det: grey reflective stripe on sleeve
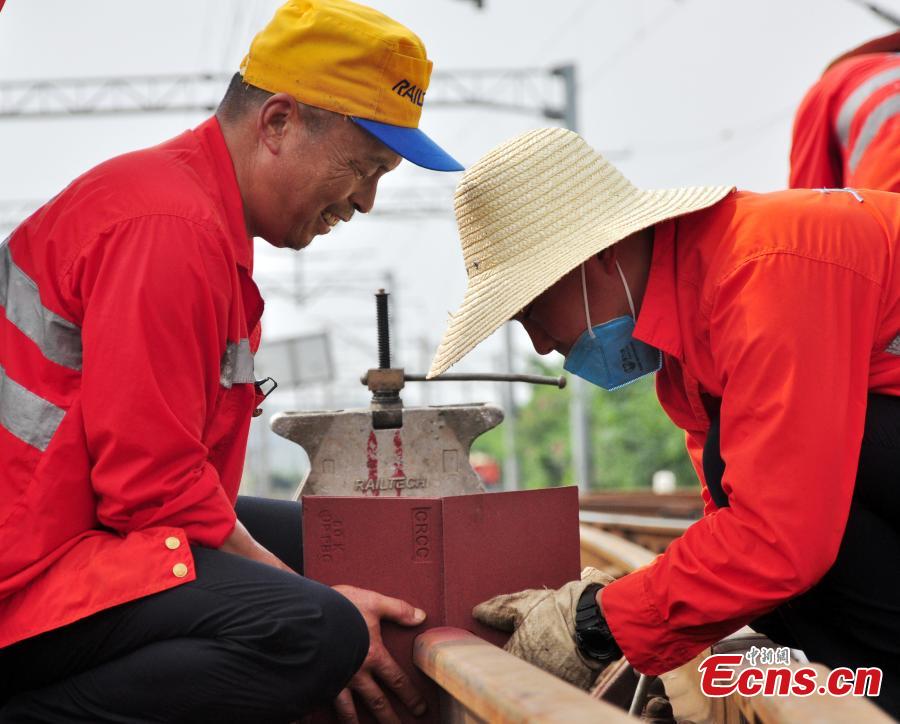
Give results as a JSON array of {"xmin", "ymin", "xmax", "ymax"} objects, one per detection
[
  {"xmin": 886, "ymin": 335, "xmax": 900, "ymax": 356},
  {"xmin": 219, "ymin": 339, "xmax": 254, "ymax": 388},
  {"xmin": 835, "ymin": 65, "xmax": 900, "ymax": 150},
  {"xmin": 0, "ymin": 363, "xmax": 66, "ymax": 451},
  {"xmin": 0, "ymin": 240, "xmax": 83, "ymax": 371},
  {"xmin": 846, "ymin": 93, "xmax": 900, "ymax": 173}
]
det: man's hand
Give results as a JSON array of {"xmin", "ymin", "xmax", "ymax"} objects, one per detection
[
  {"xmin": 331, "ymin": 585, "xmax": 428, "ymax": 724},
  {"xmin": 472, "ymin": 567, "xmax": 616, "ymax": 690},
  {"xmin": 218, "ymin": 519, "xmax": 295, "ymax": 573}
]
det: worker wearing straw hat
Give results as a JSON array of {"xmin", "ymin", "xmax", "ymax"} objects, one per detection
[{"xmin": 430, "ymin": 127, "xmax": 900, "ymax": 715}]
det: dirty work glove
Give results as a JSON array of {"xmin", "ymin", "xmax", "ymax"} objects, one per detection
[{"xmin": 472, "ymin": 567, "xmax": 616, "ymax": 690}]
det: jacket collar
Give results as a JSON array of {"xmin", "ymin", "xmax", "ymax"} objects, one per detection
[
  {"xmin": 195, "ymin": 116, "xmax": 254, "ymax": 272},
  {"xmin": 633, "ymin": 219, "xmax": 683, "ymax": 360}
]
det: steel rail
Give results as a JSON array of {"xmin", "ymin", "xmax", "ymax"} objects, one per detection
[
  {"xmin": 579, "ymin": 509, "xmax": 694, "ymax": 534},
  {"xmin": 579, "ymin": 524, "xmax": 656, "ymax": 573},
  {"xmin": 414, "ymin": 627, "xmax": 636, "ymax": 723}
]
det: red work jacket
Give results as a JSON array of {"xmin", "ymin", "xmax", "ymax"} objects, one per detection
[
  {"xmin": 790, "ymin": 53, "xmax": 900, "ymax": 191},
  {"xmin": 0, "ymin": 117, "xmax": 263, "ymax": 647},
  {"xmin": 602, "ymin": 188, "xmax": 900, "ymax": 675}
]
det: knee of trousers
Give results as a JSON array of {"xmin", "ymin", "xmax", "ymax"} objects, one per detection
[
  {"xmin": 263, "ymin": 583, "xmax": 369, "ymax": 704},
  {"xmin": 309, "ymin": 586, "xmax": 370, "ymax": 693}
]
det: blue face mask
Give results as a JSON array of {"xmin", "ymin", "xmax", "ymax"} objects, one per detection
[{"xmin": 563, "ymin": 260, "xmax": 662, "ymax": 391}]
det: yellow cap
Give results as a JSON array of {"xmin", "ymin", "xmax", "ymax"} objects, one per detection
[
  {"xmin": 240, "ymin": 0, "xmax": 462, "ymax": 171},
  {"xmin": 242, "ymin": 0, "xmax": 431, "ymax": 128}
]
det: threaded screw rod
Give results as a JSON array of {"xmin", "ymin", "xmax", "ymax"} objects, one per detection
[{"xmin": 376, "ymin": 289, "xmax": 391, "ymax": 369}]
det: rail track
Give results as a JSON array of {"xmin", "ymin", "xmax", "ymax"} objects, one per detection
[
  {"xmin": 579, "ymin": 490, "xmax": 701, "ymax": 553},
  {"xmin": 414, "ymin": 627, "xmax": 634, "ymax": 722},
  {"xmin": 407, "ymin": 492, "xmax": 892, "ymax": 723}
]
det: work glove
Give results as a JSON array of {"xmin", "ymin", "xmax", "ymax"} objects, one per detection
[{"xmin": 472, "ymin": 567, "xmax": 616, "ymax": 690}]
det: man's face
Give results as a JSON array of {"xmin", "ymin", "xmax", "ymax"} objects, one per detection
[
  {"xmin": 513, "ymin": 258, "xmax": 627, "ymax": 357},
  {"xmin": 251, "ymin": 99, "xmax": 402, "ymax": 250},
  {"xmin": 514, "ymin": 266, "xmax": 590, "ymax": 358}
]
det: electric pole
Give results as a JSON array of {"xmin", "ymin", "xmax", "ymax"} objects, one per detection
[{"xmin": 553, "ymin": 65, "xmax": 593, "ymax": 495}]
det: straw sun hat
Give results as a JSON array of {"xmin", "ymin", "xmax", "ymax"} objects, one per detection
[{"xmin": 427, "ymin": 127, "xmax": 733, "ymax": 378}]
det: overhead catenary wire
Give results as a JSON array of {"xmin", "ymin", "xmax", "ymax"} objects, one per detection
[
  {"xmin": 845, "ymin": 0, "xmax": 900, "ymax": 26},
  {"xmin": 582, "ymin": 1, "xmax": 685, "ymax": 91},
  {"xmin": 633, "ymin": 103, "xmax": 797, "ymax": 158},
  {"xmin": 436, "ymin": 0, "xmax": 598, "ymax": 153},
  {"xmin": 528, "ymin": 0, "xmax": 597, "ymax": 63}
]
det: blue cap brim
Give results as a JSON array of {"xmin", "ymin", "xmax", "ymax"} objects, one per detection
[{"xmin": 351, "ymin": 117, "xmax": 464, "ymax": 172}]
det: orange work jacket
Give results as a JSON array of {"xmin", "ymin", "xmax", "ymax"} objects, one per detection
[
  {"xmin": 0, "ymin": 117, "xmax": 263, "ymax": 647},
  {"xmin": 602, "ymin": 188, "xmax": 900, "ymax": 675},
  {"xmin": 790, "ymin": 53, "xmax": 900, "ymax": 192}
]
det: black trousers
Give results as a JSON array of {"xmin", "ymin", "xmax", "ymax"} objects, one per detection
[
  {"xmin": 0, "ymin": 497, "xmax": 368, "ymax": 723},
  {"xmin": 704, "ymin": 393, "xmax": 900, "ymax": 717}
]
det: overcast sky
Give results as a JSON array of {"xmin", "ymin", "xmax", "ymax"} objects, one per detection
[{"xmin": 1, "ymin": 0, "xmax": 897, "ymax": 484}]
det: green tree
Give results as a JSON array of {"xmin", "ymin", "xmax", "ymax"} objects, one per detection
[
  {"xmin": 472, "ymin": 360, "xmax": 697, "ymax": 491},
  {"xmin": 588, "ymin": 373, "xmax": 696, "ymax": 489}
]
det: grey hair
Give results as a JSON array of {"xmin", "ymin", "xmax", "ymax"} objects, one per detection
[{"xmin": 216, "ymin": 72, "xmax": 340, "ymax": 132}]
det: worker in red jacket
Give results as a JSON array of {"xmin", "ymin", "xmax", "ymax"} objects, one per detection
[
  {"xmin": 0, "ymin": 1, "xmax": 462, "ymax": 721},
  {"xmin": 429, "ymin": 128, "xmax": 900, "ymax": 716},
  {"xmin": 790, "ymin": 30, "xmax": 900, "ymax": 192}
]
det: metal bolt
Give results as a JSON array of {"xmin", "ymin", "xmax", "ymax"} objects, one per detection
[
  {"xmin": 376, "ymin": 288, "xmax": 391, "ymax": 369},
  {"xmin": 372, "ymin": 289, "xmax": 402, "ymax": 428}
]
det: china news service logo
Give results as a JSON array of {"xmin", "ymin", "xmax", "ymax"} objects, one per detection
[{"xmin": 699, "ymin": 646, "xmax": 882, "ymax": 698}]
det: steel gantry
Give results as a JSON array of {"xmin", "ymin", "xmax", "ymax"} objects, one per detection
[{"xmin": 0, "ymin": 67, "xmax": 574, "ymax": 121}]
